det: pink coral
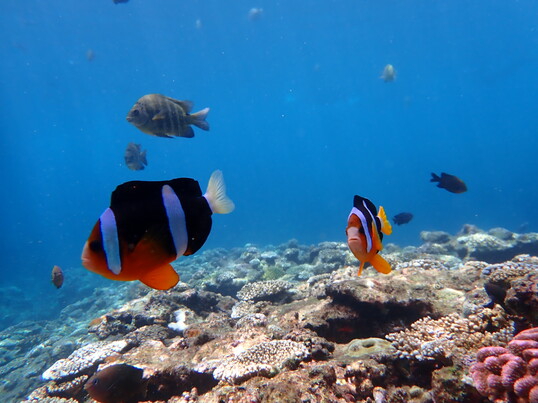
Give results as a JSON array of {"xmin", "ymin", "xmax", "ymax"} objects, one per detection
[{"xmin": 470, "ymin": 327, "xmax": 538, "ymax": 403}]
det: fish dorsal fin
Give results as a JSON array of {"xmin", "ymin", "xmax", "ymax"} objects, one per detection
[
  {"xmin": 377, "ymin": 206, "xmax": 393, "ymax": 235},
  {"xmin": 165, "ymin": 97, "xmax": 193, "ymax": 113},
  {"xmin": 370, "ymin": 254, "xmax": 392, "ymax": 274},
  {"xmin": 139, "ymin": 264, "xmax": 179, "ymax": 290}
]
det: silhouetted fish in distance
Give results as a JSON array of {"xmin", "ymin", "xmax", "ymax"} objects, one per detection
[
  {"xmin": 51, "ymin": 265, "xmax": 64, "ymax": 289},
  {"xmin": 431, "ymin": 172, "xmax": 467, "ymax": 194},
  {"xmin": 126, "ymin": 94, "xmax": 209, "ymax": 139},
  {"xmin": 124, "ymin": 143, "xmax": 147, "ymax": 171},
  {"xmin": 381, "ymin": 64, "xmax": 396, "ymax": 82},
  {"xmin": 393, "ymin": 212, "xmax": 413, "ymax": 226}
]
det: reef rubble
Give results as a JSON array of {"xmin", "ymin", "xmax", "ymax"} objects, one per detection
[{"xmin": 3, "ymin": 226, "xmax": 538, "ymax": 402}]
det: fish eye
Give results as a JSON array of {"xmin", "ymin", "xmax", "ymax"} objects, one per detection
[
  {"xmin": 132, "ymin": 109, "xmax": 140, "ymax": 116},
  {"xmin": 89, "ymin": 240, "xmax": 102, "ymax": 252}
]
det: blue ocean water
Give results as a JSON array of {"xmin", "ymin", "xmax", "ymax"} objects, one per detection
[{"xmin": 1, "ymin": 0, "xmax": 538, "ymax": 327}]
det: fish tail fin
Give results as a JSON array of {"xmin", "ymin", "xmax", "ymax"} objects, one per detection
[
  {"xmin": 189, "ymin": 107, "xmax": 210, "ymax": 131},
  {"xmin": 141, "ymin": 150, "xmax": 148, "ymax": 165},
  {"xmin": 357, "ymin": 261, "xmax": 365, "ymax": 276},
  {"xmin": 370, "ymin": 254, "xmax": 392, "ymax": 274},
  {"xmin": 377, "ymin": 206, "xmax": 393, "ymax": 235},
  {"xmin": 430, "ymin": 172, "xmax": 440, "ymax": 183},
  {"xmin": 204, "ymin": 170, "xmax": 235, "ymax": 214}
]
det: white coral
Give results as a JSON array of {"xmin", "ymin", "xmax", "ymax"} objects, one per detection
[
  {"xmin": 213, "ymin": 340, "xmax": 309, "ymax": 384},
  {"xmin": 42, "ymin": 340, "xmax": 129, "ymax": 381}
]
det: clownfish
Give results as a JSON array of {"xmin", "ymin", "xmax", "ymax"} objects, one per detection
[
  {"xmin": 346, "ymin": 195, "xmax": 392, "ymax": 276},
  {"xmin": 81, "ymin": 170, "xmax": 234, "ymax": 290}
]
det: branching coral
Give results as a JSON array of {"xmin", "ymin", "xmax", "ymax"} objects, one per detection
[
  {"xmin": 236, "ymin": 280, "xmax": 292, "ymax": 302},
  {"xmin": 386, "ymin": 307, "xmax": 513, "ymax": 362}
]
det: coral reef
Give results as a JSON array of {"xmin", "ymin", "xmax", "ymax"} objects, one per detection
[
  {"xmin": 470, "ymin": 327, "xmax": 538, "ymax": 403},
  {"xmin": 419, "ymin": 226, "xmax": 538, "ymax": 264},
  {"xmin": 4, "ymin": 226, "xmax": 536, "ymax": 402}
]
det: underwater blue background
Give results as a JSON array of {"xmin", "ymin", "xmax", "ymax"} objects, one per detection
[{"xmin": 1, "ymin": 0, "xmax": 538, "ymax": 327}]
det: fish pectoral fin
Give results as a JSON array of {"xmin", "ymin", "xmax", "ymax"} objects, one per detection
[
  {"xmin": 139, "ymin": 264, "xmax": 179, "ymax": 290},
  {"xmin": 378, "ymin": 206, "xmax": 393, "ymax": 235},
  {"xmin": 370, "ymin": 221, "xmax": 384, "ymax": 252},
  {"xmin": 370, "ymin": 254, "xmax": 391, "ymax": 274},
  {"xmin": 357, "ymin": 261, "xmax": 365, "ymax": 276},
  {"xmin": 152, "ymin": 113, "xmax": 166, "ymax": 121}
]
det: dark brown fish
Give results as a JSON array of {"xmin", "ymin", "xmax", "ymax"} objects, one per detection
[
  {"xmin": 51, "ymin": 265, "xmax": 64, "ymax": 289},
  {"xmin": 126, "ymin": 94, "xmax": 209, "ymax": 139},
  {"xmin": 393, "ymin": 212, "xmax": 413, "ymax": 225},
  {"xmin": 124, "ymin": 143, "xmax": 147, "ymax": 171},
  {"xmin": 85, "ymin": 364, "xmax": 146, "ymax": 403},
  {"xmin": 430, "ymin": 172, "xmax": 467, "ymax": 194}
]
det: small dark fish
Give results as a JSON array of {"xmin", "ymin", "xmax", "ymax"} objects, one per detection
[
  {"xmin": 393, "ymin": 212, "xmax": 413, "ymax": 226},
  {"xmin": 126, "ymin": 94, "xmax": 209, "ymax": 139},
  {"xmin": 85, "ymin": 364, "xmax": 146, "ymax": 403},
  {"xmin": 81, "ymin": 171, "xmax": 234, "ymax": 290},
  {"xmin": 113, "ymin": 0, "xmax": 129, "ymax": 4},
  {"xmin": 51, "ymin": 265, "xmax": 64, "ymax": 289},
  {"xmin": 124, "ymin": 143, "xmax": 147, "ymax": 171},
  {"xmin": 86, "ymin": 49, "xmax": 95, "ymax": 62},
  {"xmin": 430, "ymin": 172, "xmax": 467, "ymax": 194}
]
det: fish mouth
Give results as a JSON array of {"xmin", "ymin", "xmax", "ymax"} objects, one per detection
[{"xmin": 126, "ymin": 115, "xmax": 133, "ymax": 122}]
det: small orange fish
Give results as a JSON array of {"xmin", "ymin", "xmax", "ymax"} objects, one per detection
[
  {"xmin": 346, "ymin": 195, "xmax": 392, "ymax": 276},
  {"xmin": 51, "ymin": 265, "xmax": 64, "ymax": 288}
]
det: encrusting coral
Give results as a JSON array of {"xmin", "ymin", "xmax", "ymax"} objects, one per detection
[{"xmin": 470, "ymin": 327, "xmax": 538, "ymax": 403}]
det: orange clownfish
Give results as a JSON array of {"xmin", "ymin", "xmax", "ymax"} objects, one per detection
[
  {"xmin": 346, "ymin": 195, "xmax": 392, "ymax": 276},
  {"xmin": 81, "ymin": 170, "xmax": 234, "ymax": 290}
]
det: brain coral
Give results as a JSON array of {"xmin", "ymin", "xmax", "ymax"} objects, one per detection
[
  {"xmin": 213, "ymin": 340, "xmax": 310, "ymax": 384},
  {"xmin": 42, "ymin": 340, "xmax": 129, "ymax": 381},
  {"xmin": 470, "ymin": 327, "xmax": 538, "ymax": 403}
]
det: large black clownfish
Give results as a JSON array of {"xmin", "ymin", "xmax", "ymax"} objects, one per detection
[{"xmin": 81, "ymin": 170, "xmax": 234, "ymax": 290}]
